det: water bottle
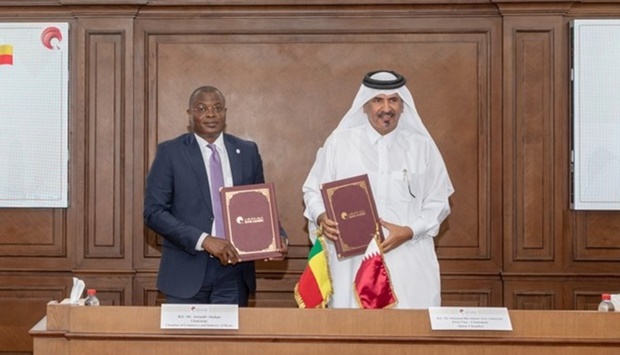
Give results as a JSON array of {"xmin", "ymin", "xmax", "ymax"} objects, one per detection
[
  {"xmin": 598, "ymin": 293, "xmax": 615, "ymax": 312},
  {"xmin": 84, "ymin": 288, "xmax": 100, "ymax": 306}
]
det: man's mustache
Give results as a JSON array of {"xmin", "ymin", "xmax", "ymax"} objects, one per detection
[{"xmin": 378, "ymin": 111, "xmax": 395, "ymax": 119}]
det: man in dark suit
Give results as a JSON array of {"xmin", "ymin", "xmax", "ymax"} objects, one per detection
[{"xmin": 144, "ymin": 86, "xmax": 286, "ymax": 306}]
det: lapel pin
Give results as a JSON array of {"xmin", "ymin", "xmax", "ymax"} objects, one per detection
[{"xmin": 236, "ymin": 149, "xmax": 240, "ymax": 154}]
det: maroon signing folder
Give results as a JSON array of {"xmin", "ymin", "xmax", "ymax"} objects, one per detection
[
  {"xmin": 220, "ymin": 182, "xmax": 282, "ymax": 261},
  {"xmin": 320, "ymin": 174, "xmax": 384, "ymax": 259}
]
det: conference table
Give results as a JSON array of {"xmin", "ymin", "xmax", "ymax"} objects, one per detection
[{"xmin": 30, "ymin": 301, "xmax": 620, "ymax": 354}]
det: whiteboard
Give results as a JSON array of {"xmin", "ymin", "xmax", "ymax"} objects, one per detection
[
  {"xmin": 571, "ymin": 19, "xmax": 620, "ymax": 210},
  {"xmin": 0, "ymin": 23, "xmax": 69, "ymax": 208}
]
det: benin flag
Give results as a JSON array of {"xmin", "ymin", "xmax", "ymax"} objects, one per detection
[
  {"xmin": 294, "ymin": 237, "xmax": 332, "ymax": 308},
  {"xmin": 0, "ymin": 44, "xmax": 13, "ymax": 65}
]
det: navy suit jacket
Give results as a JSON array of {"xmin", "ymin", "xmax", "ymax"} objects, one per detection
[{"xmin": 144, "ymin": 133, "xmax": 264, "ymax": 299}]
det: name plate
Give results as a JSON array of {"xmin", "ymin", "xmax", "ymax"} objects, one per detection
[
  {"xmin": 428, "ymin": 307, "xmax": 512, "ymax": 331},
  {"xmin": 160, "ymin": 304, "xmax": 239, "ymax": 329}
]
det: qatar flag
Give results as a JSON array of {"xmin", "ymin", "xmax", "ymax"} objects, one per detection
[{"xmin": 354, "ymin": 236, "xmax": 397, "ymax": 309}]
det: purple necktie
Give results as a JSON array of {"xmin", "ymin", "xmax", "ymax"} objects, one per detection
[{"xmin": 207, "ymin": 144, "xmax": 225, "ymax": 238}]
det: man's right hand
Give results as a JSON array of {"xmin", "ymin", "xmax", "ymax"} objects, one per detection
[
  {"xmin": 317, "ymin": 212, "xmax": 339, "ymax": 241},
  {"xmin": 202, "ymin": 236, "xmax": 241, "ymax": 266}
]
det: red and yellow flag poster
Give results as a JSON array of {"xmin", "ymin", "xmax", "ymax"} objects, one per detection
[
  {"xmin": 0, "ymin": 44, "xmax": 13, "ymax": 65},
  {"xmin": 294, "ymin": 237, "xmax": 332, "ymax": 308}
]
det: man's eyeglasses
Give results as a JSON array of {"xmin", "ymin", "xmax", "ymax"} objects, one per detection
[{"xmin": 192, "ymin": 105, "xmax": 225, "ymax": 114}]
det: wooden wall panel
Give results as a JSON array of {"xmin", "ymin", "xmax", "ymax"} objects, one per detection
[
  {"xmin": 505, "ymin": 277, "xmax": 620, "ymax": 310},
  {"xmin": 254, "ymin": 269, "xmax": 300, "ymax": 307},
  {"xmin": 513, "ymin": 29, "xmax": 554, "ymax": 261},
  {"xmin": 73, "ymin": 17, "xmax": 134, "ymax": 270},
  {"xmin": 502, "ymin": 14, "xmax": 567, "ymax": 274},
  {"xmin": 132, "ymin": 273, "xmax": 162, "ymax": 306},
  {"xmin": 0, "ymin": 274, "xmax": 71, "ymax": 353},
  {"xmin": 430, "ymin": 22, "xmax": 503, "ymax": 277},
  {"xmin": 441, "ymin": 277, "xmax": 503, "ymax": 307},
  {"xmin": 71, "ymin": 273, "xmax": 134, "ymax": 306},
  {"xmin": 0, "ymin": 210, "xmax": 66, "ymax": 259},
  {"xmin": 574, "ymin": 211, "xmax": 620, "ymax": 260},
  {"xmin": 85, "ymin": 34, "xmax": 125, "ymax": 259},
  {"xmin": 505, "ymin": 280, "xmax": 564, "ymax": 310},
  {"xmin": 132, "ymin": 16, "xmax": 504, "ymax": 285}
]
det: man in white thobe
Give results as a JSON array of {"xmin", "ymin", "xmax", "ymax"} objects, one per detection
[{"xmin": 302, "ymin": 70, "xmax": 454, "ymax": 309}]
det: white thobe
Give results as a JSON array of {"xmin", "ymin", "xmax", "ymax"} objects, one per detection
[{"xmin": 302, "ymin": 119, "xmax": 451, "ymax": 309}]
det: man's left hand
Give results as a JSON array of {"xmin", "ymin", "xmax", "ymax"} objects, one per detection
[
  {"xmin": 267, "ymin": 236, "xmax": 289, "ymax": 261},
  {"xmin": 379, "ymin": 219, "xmax": 414, "ymax": 253}
]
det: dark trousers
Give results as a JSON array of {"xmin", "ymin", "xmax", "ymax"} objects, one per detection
[{"xmin": 166, "ymin": 256, "xmax": 249, "ymax": 306}]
